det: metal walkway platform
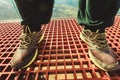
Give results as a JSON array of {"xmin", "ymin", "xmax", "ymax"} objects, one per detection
[{"xmin": 0, "ymin": 16, "xmax": 120, "ymax": 80}]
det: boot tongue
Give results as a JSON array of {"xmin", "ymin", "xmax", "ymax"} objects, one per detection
[
  {"xmin": 90, "ymin": 29, "xmax": 100, "ymax": 39},
  {"xmin": 23, "ymin": 26, "xmax": 32, "ymax": 34},
  {"xmin": 95, "ymin": 33, "xmax": 108, "ymax": 50}
]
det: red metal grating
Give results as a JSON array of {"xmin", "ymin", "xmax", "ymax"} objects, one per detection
[{"xmin": 0, "ymin": 16, "xmax": 120, "ymax": 80}]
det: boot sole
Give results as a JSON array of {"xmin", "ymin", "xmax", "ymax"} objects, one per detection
[
  {"xmin": 22, "ymin": 34, "xmax": 44, "ymax": 68},
  {"xmin": 22, "ymin": 49, "xmax": 38, "ymax": 68},
  {"xmin": 88, "ymin": 49, "xmax": 108, "ymax": 71},
  {"xmin": 80, "ymin": 33, "xmax": 114, "ymax": 71}
]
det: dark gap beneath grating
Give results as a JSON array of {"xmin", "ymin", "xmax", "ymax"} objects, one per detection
[
  {"xmin": 118, "ymin": 54, "xmax": 120, "ymax": 58},
  {"xmin": 28, "ymin": 73, "xmax": 37, "ymax": 80},
  {"xmin": 43, "ymin": 56, "xmax": 49, "ymax": 62},
  {"xmin": 8, "ymin": 38, "xmax": 12, "ymax": 41},
  {"xmin": 76, "ymin": 70, "xmax": 84, "ymax": 79},
  {"xmin": 45, "ymin": 46, "xmax": 50, "ymax": 50},
  {"xmin": 84, "ymin": 49, "xmax": 88, "ymax": 52},
  {"xmin": 2, "ymin": 53, "xmax": 8, "ymax": 57},
  {"xmin": 11, "ymin": 44, "xmax": 17, "ymax": 47},
  {"xmin": 64, "ymin": 50, "xmax": 70, "ymax": 54},
  {"xmin": 65, "ymin": 62, "xmax": 73, "ymax": 69},
  {"xmin": 0, "ymin": 59, "xmax": 3, "ymax": 63},
  {"xmin": 8, "ymin": 53, "xmax": 14, "ymax": 57},
  {"xmin": 38, "ymin": 72, "xmax": 46, "ymax": 80},
  {"xmin": 4, "ymin": 41, "xmax": 9, "ymax": 44},
  {"xmin": 4, "ymin": 66, "xmax": 12, "ymax": 72},
  {"xmin": 58, "ymin": 38, "xmax": 62, "ymax": 41},
  {"xmin": 52, "ymin": 38, "xmax": 56, "ymax": 42},
  {"xmin": 14, "ymin": 40, "xmax": 19, "ymax": 44},
  {"xmin": 44, "ymin": 51, "xmax": 50, "ymax": 54},
  {"xmin": 70, "ymin": 45, "xmax": 75, "ymax": 49},
  {"xmin": 8, "ymin": 74, "xmax": 18, "ymax": 80},
  {"xmin": 82, "ymin": 44, "xmax": 88, "ymax": 48},
  {"xmin": 64, "ymin": 45, "xmax": 69, "ymax": 49},
  {"xmin": 112, "ymin": 47, "xmax": 117, "ymax": 52},
  {"xmin": 28, "ymin": 72, "xmax": 45, "ymax": 80},
  {"xmin": 50, "ymin": 56, "xmax": 56, "ymax": 62},
  {"xmin": 94, "ymin": 70, "xmax": 103, "ymax": 78},
  {"xmin": 72, "ymin": 55, "xmax": 78, "ymax": 61},
  {"xmin": 48, "ymin": 72, "xmax": 56, "ymax": 80},
  {"xmin": 113, "ymin": 43, "xmax": 119, "ymax": 46},
  {"xmin": 53, "ymin": 36, "xmax": 57, "ymax": 38},
  {"xmin": 78, "ymin": 49, "xmax": 84, "ymax": 53},
  {"xmin": 58, "ymin": 42, "xmax": 62, "ymax": 45},
  {"xmin": 6, "ymin": 48, "xmax": 13, "ymax": 52},
  {"xmin": 0, "ymin": 74, "xmax": 8, "ymax": 80},
  {"xmin": 0, "ymin": 66, "xmax": 5, "ymax": 72},
  {"xmin": 0, "ymin": 39, "xmax": 3, "ymax": 42},
  {"xmin": 58, "ymin": 50, "xmax": 64, "ymax": 54},
  {"xmin": 109, "ymin": 39, "xmax": 114, "ymax": 42},
  {"xmin": 65, "ymin": 55, "xmax": 72, "ymax": 61},
  {"xmin": 57, "ymin": 62, "xmax": 65, "ymax": 69},
  {"xmin": 49, "ymin": 63, "xmax": 56, "ymax": 70},
  {"xmin": 63, "ymin": 37, "xmax": 67, "ymax": 41},
  {"xmin": 85, "ymin": 70, "xmax": 93, "ymax": 78},
  {"xmin": 64, "ymin": 41, "xmax": 69, "ymax": 45},
  {"xmin": 47, "ymin": 39, "xmax": 51, "ymax": 42},
  {"xmin": 50, "ymin": 50, "xmax": 56, "ymax": 54},
  {"xmin": 5, "ymin": 45, "xmax": 11, "ymax": 48},
  {"xmin": 74, "ymin": 61, "xmax": 81, "ymax": 69},
  {"xmin": 9, "ymin": 41, "xmax": 15, "ymax": 44},
  {"xmin": 57, "ymin": 55, "xmax": 64, "ymax": 60},
  {"xmin": 58, "ymin": 46, "xmax": 63, "ymax": 49},
  {"xmin": 71, "ymin": 49, "xmax": 77, "ymax": 53},
  {"xmin": 74, "ymin": 37, "xmax": 78, "ymax": 41},
  {"xmin": 76, "ymin": 45, "xmax": 81, "ymax": 48},
  {"xmin": 116, "ymin": 35, "xmax": 120, "ymax": 38},
  {"xmin": 68, "ymin": 37, "xmax": 72, "ymax": 41},
  {"xmin": 41, "ymin": 63, "xmax": 47, "ymax": 70},
  {"xmin": 66, "ymin": 70, "xmax": 75, "ymax": 79},
  {"xmin": 69, "ymin": 41, "xmax": 74, "ymax": 45},
  {"xmin": 1, "ymin": 49, "xmax": 7, "ymax": 52},
  {"xmin": 57, "ymin": 58, "xmax": 64, "ymax": 62},
  {"xmin": 51, "ymin": 46, "xmax": 56, "ymax": 50},
  {"xmin": 82, "ymin": 61, "xmax": 89, "ymax": 68},
  {"xmin": 0, "ymin": 45, "xmax": 4, "ymax": 48},
  {"xmin": 52, "ymin": 42, "xmax": 56, "ymax": 45},
  {"xmin": 115, "ymin": 39, "xmax": 119, "ymax": 42},
  {"xmin": 39, "ymin": 46, "xmax": 45, "ymax": 50},
  {"xmin": 17, "ymin": 73, "xmax": 27, "ymax": 80},
  {"xmin": 80, "ymin": 55, "xmax": 86, "ymax": 60},
  {"xmin": 46, "ymin": 42, "xmax": 51, "ymax": 46},
  {"xmin": 0, "ymin": 38, "xmax": 2, "ymax": 40},
  {"xmin": 48, "ymin": 36, "xmax": 52, "ymax": 39},
  {"xmin": 3, "ymin": 59, "xmax": 11, "ymax": 64},
  {"xmin": 13, "ymin": 68, "xmax": 20, "ymax": 71},
  {"xmin": 111, "ymin": 36, "xmax": 115, "ymax": 38},
  {"xmin": 80, "ymin": 41, "xmax": 86, "ymax": 44}
]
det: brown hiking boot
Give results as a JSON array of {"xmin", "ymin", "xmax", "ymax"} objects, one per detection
[
  {"xmin": 80, "ymin": 29, "xmax": 119, "ymax": 71},
  {"xmin": 11, "ymin": 26, "xmax": 44, "ymax": 69}
]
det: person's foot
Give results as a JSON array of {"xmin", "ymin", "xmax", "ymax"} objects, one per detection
[
  {"xmin": 80, "ymin": 29, "xmax": 119, "ymax": 71},
  {"xmin": 11, "ymin": 26, "xmax": 44, "ymax": 69}
]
